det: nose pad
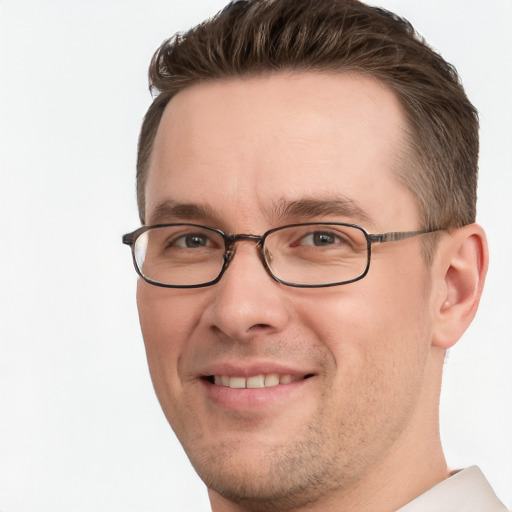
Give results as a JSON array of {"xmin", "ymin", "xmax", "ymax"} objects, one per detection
[
  {"xmin": 220, "ymin": 245, "xmax": 245, "ymax": 280},
  {"xmin": 262, "ymin": 245, "xmax": 273, "ymax": 264},
  {"xmin": 223, "ymin": 246, "xmax": 236, "ymax": 268}
]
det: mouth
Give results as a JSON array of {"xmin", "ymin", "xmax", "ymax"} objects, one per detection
[
  {"xmin": 205, "ymin": 373, "xmax": 314, "ymax": 389},
  {"xmin": 199, "ymin": 366, "xmax": 316, "ymax": 411}
]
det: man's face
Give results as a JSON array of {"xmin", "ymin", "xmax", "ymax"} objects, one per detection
[{"xmin": 138, "ymin": 73, "xmax": 435, "ymax": 509}]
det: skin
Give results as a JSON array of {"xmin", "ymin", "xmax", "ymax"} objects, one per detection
[{"xmin": 137, "ymin": 72, "xmax": 487, "ymax": 511}]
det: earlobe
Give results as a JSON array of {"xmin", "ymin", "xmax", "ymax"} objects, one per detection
[{"xmin": 431, "ymin": 224, "xmax": 488, "ymax": 350}]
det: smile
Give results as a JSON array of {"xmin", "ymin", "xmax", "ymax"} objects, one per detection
[{"xmin": 208, "ymin": 374, "xmax": 311, "ymax": 389}]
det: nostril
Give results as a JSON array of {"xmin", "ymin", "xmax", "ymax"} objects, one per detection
[{"xmin": 246, "ymin": 323, "xmax": 276, "ymax": 335}]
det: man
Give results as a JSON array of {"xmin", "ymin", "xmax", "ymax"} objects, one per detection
[{"xmin": 123, "ymin": 0, "xmax": 509, "ymax": 510}]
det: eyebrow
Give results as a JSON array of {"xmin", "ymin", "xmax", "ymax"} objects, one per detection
[
  {"xmin": 147, "ymin": 196, "xmax": 372, "ymax": 228},
  {"xmin": 148, "ymin": 200, "xmax": 217, "ymax": 225},
  {"xmin": 269, "ymin": 197, "xmax": 372, "ymax": 225}
]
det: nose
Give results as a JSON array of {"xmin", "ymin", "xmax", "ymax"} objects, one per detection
[{"xmin": 203, "ymin": 241, "xmax": 291, "ymax": 341}]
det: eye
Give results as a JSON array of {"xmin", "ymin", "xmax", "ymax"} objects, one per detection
[
  {"xmin": 296, "ymin": 231, "xmax": 347, "ymax": 247},
  {"xmin": 172, "ymin": 233, "xmax": 213, "ymax": 248}
]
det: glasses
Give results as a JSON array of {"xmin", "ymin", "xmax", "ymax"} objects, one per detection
[{"xmin": 122, "ymin": 222, "xmax": 437, "ymax": 288}]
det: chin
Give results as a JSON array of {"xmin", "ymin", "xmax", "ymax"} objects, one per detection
[{"xmin": 184, "ymin": 432, "xmax": 346, "ymax": 512}]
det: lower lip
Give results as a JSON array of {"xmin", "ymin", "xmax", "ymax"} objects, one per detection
[{"xmin": 201, "ymin": 378, "xmax": 311, "ymax": 411}]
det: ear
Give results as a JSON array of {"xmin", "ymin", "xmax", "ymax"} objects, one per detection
[{"xmin": 430, "ymin": 223, "xmax": 488, "ymax": 349}]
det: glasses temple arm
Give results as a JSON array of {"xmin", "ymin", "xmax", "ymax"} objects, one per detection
[{"xmin": 368, "ymin": 229, "xmax": 437, "ymax": 244}]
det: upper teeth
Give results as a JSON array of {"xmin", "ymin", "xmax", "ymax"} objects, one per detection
[{"xmin": 213, "ymin": 374, "xmax": 295, "ymax": 389}]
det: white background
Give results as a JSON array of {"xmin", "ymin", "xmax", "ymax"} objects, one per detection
[{"xmin": 0, "ymin": 1, "xmax": 511, "ymax": 510}]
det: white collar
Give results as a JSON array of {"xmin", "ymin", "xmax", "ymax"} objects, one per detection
[{"xmin": 396, "ymin": 466, "xmax": 508, "ymax": 511}]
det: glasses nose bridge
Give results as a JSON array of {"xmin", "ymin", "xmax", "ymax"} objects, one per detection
[
  {"xmin": 223, "ymin": 232, "xmax": 266, "ymax": 267},
  {"xmin": 229, "ymin": 233, "xmax": 263, "ymax": 244},
  {"xmin": 225, "ymin": 232, "xmax": 264, "ymax": 253}
]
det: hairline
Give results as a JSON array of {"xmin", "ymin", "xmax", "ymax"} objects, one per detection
[{"xmin": 138, "ymin": 68, "xmax": 429, "ymax": 223}]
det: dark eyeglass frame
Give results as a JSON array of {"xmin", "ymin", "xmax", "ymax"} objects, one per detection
[{"xmin": 122, "ymin": 222, "xmax": 440, "ymax": 289}]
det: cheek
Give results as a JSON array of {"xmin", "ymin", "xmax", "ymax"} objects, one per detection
[
  {"xmin": 136, "ymin": 283, "xmax": 203, "ymax": 390},
  {"xmin": 294, "ymin": 258, "xmax": 432, "ymax": 381}
]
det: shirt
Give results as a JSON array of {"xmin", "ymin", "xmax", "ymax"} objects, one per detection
[{"xmin": 397, "ymin": 466, "xmax": 509, "ymax": 512}]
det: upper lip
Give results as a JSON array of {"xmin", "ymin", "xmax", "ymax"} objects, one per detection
[{"xmin": 197, "ymin": 360, "xmax": 315, "ymax": 379}]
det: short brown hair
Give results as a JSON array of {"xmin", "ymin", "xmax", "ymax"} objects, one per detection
[{"xmin": 136, "ymin": 0, "xmax": 479, "ymax": 240}]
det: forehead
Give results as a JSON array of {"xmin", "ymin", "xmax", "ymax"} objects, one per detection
[{"xmin": 146, "ymin": 72, "xmax": 418, "ymax": 231}]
